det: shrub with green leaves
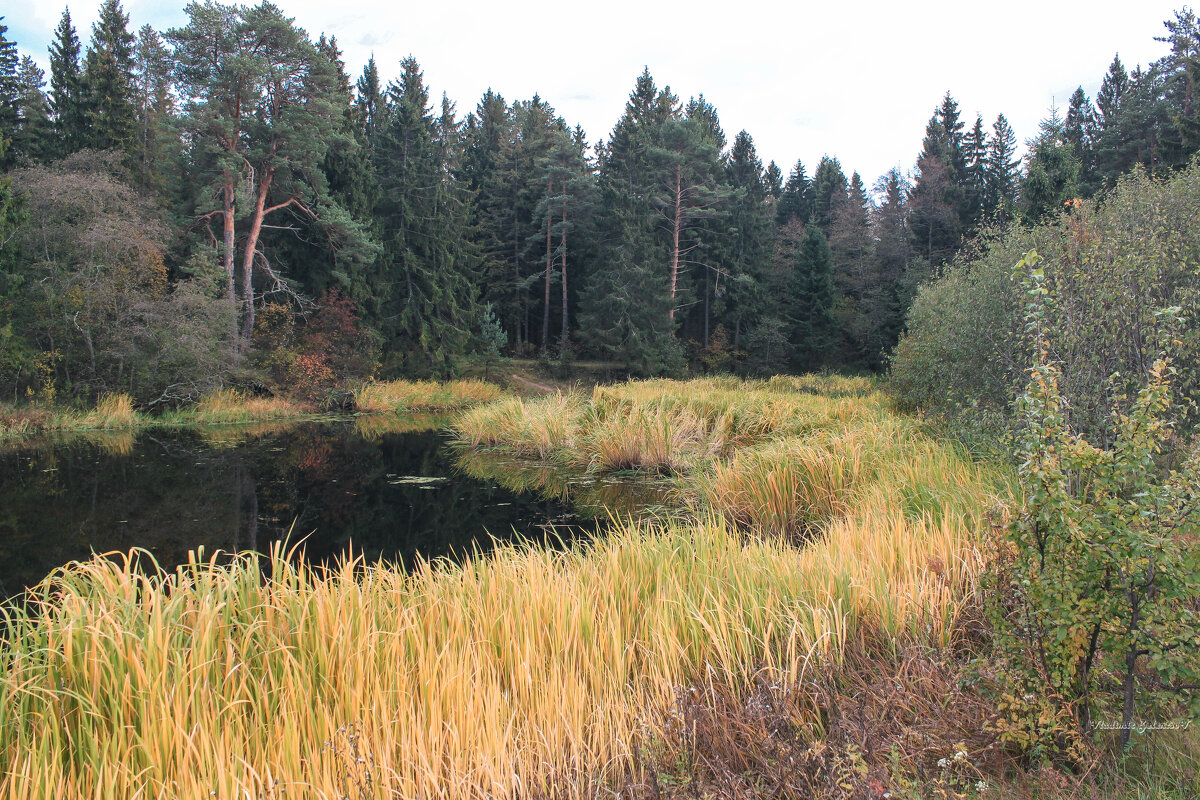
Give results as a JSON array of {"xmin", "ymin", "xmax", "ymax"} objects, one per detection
[
  {"xmin": 991, "ymin": 251, "xmax": 1200, "ymax": 762},
  {"xmin": 891, "ymin": 162, "xmax": 1200, "ymax": 448}
]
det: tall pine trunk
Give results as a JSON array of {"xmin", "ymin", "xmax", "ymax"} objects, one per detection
[{"xmin": 238, "ymin": 166, "xmax": 276, "ymax": 348}]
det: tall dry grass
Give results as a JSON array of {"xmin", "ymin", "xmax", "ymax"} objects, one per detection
[
  {"xmin": 354, "ymin": 378, "xmax": 502, "ymax": 413},
  {"xmin": 0, "ymin": 375, "xmax": 1007, "ymax": 798},
  {"xmin": 1, "ymin": 494, "xmax": 990, "ymax": 798}
]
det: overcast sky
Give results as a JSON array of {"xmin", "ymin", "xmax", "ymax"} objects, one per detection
[{"xmin": 6, "ymin": 0, "xmax": 1189, "ymax": 191}]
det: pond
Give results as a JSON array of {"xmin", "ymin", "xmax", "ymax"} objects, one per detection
[{"xmin": 0, "ymin": 415, "xmax": 671, "ymax": 600}]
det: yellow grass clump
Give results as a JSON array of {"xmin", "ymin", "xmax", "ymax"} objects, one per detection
[
  {"xmin": 354, "ymin": 378, "xmax": 503, "ymax": 413},
  {"xmin": 78, "ymin": 392, "xmax": 137, "ymax": 429},
  {"xmin": 184, "ymin": 388, "xmax": 308, "ymax": 425}
]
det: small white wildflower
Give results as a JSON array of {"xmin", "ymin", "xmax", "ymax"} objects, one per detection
[
  {"xmin": 937, "ymin": 757, "xmax": 950, "ymax": 768},
  {"xmin": 954, "ymin": 750, "xmax": 967, "ymax": 762},
  {"xmin": 976, "ymin": 780, "xmax": 988, "ymax": 792}
]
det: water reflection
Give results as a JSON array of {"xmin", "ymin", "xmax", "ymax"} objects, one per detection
[
  {"xmin": 0, "ymin": 419, "xmax": 654, "ymax": 598},
  {"xmin": 452, "ymin": 449, "xmax": 677, "ymax": 520}
]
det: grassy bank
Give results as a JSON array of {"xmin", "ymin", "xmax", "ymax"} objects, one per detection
[{"xmin": 0, "ymin": 380, "xmax": 505, "ymax": 446}]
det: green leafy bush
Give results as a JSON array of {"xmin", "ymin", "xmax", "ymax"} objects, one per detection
[
  {"xmin": 990, "ymin": 252, "xmax": 1200, "ymax": 763},
  {"xmin": 891, "ymin": 162, "xmax": 1200, "ymax": 447}
]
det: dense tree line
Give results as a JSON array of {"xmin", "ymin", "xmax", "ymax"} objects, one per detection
[{"xmin": 1, "ymin": 2, "xmax": 1198, "ymax": 405}]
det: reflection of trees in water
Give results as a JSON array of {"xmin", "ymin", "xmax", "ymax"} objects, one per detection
[{"xmin": 0, "ymin": 422, "xmax": 598, "ymax": 597}]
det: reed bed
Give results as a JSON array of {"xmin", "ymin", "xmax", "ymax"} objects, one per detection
[
  {"xmin": 0, "ymin": 496, "xmax": 989, "ymax": 799},
  {"xmin": 1, "ymin": 375, "xmax": 1006, "ymax": 798},
  {"xmin": 354, "ymin": 378, "xmax": 503, "ymax": 413}
]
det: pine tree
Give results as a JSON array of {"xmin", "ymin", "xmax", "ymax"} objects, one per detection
[
  {"xmin": 49, "ymin": 9, "xmax": 86, "ymax": 158},
  {"xmin": 170, "ymin": 0, "xmax": 344, "ymax": 349},
  {"xmin": 83, "ymin": 0, "xmax": 137, "ymax": 152}
]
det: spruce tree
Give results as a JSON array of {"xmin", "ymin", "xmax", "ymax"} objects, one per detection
[
  {"xmin": 808, "ymin": 156, "xmax": 848, "ymax": 232},
  {"xmin": 786, "ymin": 224, "xmax": 836, "ymax": 372},
  {"xmin": 722, "ymin": 130, "xmax": 771, "ymax": 353},
  {"xmin": 985, "ymin": 113, "xmax": 1019, "ymax": 219},
  {"xmin": 131, "ymin": 25, "xmax": 174, "ymax": 194},
  {"xmin": 963, "ymin": 114, "xmax": 988, "ymax": 228},
  {"xmin": 0, "ymin": 17, "xmax": 18, "ymax": 170},
  {"xmin": 1065, "ymin": 87, "xmax": 1098, "ymax": 193},
  {"xmin": 776, "ymin": 159, "xmax": 808, "ymax": 224},
  {"xmin": 83, "ymin": 0, "xmax": 137, "ymax": 152},
  {"xmin": 1020, "ymin": 108, "xmax": 1081, "ymax": 221},
  {"xmin": 374, "ymin": 57, "xmax": 480, "ymax": 374},
  {"xmin": 49, "ymin": 9, "xmax": 86, "ymax": 158},
  {"xmin": 355, "ymin": 56, "xmax": 389, "ymax": 142},
  {"xmin": 14, "ymin": 57, "xmax": 51, "ymax": 165},
  {"xmin": 582, "ymin": 68, "xmax": 679, "ymax": 373}
]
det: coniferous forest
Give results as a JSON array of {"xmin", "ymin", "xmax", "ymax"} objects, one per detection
[{"xmin": 3, "ymin": 2, "xmax": 1198, "ymax": 408}]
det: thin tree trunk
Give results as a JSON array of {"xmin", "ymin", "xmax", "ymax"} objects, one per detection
[
  {"xmin": 560, "ymin": 200, "xmax": 568, "ymax": 351},
  {"xmin": 670, "ymin": 164, "xmax": 682, "ymax": 321},
  {"xmin": 703, "ymin": 266, "xmax": 710, "ymax": 348},
  {"xmin": 542, "ymin": 179, "xmax": 552, "ymax": 353}
]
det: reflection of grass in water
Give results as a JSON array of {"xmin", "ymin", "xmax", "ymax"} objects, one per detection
[
  {"xmin": 80, "ymin": 430, "xmax": 136, "ymax": 457},
  {"xmin": 455, "ymin": 449, "xmax": 674, "ymax": 520},
  {"xmin": 352, "ymin": 412, "xmax": 450, "ymax": 440},
  {"xmin": 189, "ymin": 420, "xmax": 300, "ymax": 449}
]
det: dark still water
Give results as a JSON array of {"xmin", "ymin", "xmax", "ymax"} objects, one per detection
[{"xmin": 0, "ymin": 417, "xmax": 611, "ymax": 599}]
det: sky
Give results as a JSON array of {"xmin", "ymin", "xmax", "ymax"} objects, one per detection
[{"xmin": 4, "ymin": 0, "xmax": 1190, "ymax": 192}]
